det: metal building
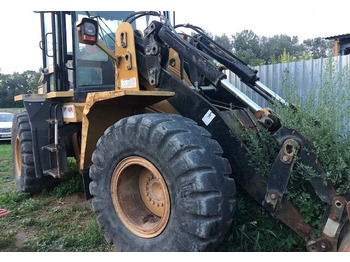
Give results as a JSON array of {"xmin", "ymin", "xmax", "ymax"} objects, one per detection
[{"xmin": 326, "ymin": 33, "xmax": 350, "ymax": 56}]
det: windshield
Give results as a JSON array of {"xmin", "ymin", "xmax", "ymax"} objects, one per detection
[
  {"xmin": 74, "ymin": 11, "xmax": 159, "ymax": 88},
  {"xmin": 76, "ymin": 11, "xmax": 134, "ymax": 62},
  {"xmin": 0, "ymin": 113, "xmax": 14, "ymax": 122},
  {"xmin": 75, "ymin": 11, "xmax": 134, "ymax": 87}
]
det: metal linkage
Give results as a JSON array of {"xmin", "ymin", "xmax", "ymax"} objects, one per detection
[
  {"xmin": 307, "ymin": 196, "xmax": 349, "ymax": 251},
  {"xmin": 255, "ymin": 81, "xmax": 289, "ymax": 107},
  {"xmin": 220, "ymin": 79, "xmax": 261, "ymax": 113},
  {"xmin": 264, "ymin": 139, "xmax": 299, "ymax": 211}
]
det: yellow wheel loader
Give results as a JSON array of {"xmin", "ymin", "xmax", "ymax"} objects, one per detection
[{"xmin": 12, "ymin": 11, "xmax": 350, "ymax": 251}]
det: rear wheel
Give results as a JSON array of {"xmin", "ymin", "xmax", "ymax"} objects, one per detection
[
  {"xmin": 89, "ymin": 114, "xmax": 236, "ymax": 251},
  {"xmin": 12, "ymin": 112, "xmax": 57, "ymax": 193}
]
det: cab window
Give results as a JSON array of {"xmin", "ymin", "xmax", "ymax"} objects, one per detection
[{"xmin": 74, "ymin": 11, "xmax": 132, "ymax": 87}]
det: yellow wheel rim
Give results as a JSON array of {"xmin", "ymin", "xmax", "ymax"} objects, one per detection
[
  {"xmin": 110, "ymin": 156, "xmax": 170, "ymax": 238},
  {"xmin": 14, "ymin": 134, "xmax": 22, "ymax": 176}
]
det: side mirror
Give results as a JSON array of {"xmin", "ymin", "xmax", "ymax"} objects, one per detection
[{"xmin": 76, "ymin": 18, "xmax": 99, "ymax": 45}]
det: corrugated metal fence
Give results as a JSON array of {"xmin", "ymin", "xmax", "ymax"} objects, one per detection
[{"xmin": 228, "ymin": 54, "xmax": 350, "ymax": 108}]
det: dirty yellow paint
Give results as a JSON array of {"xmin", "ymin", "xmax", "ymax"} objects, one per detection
[
  {"xmin": 115, "ymin": 22, "xmax": 140, "ymax": 91},
  {"xmin": 79, "ymin": 90, "xmax": 174, "ymax": 170}
]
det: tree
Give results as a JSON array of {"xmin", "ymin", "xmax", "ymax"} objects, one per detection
[
  {"xmin": 260, "ymin": 34, "xmax": 305, "ymax": 64},
  {"xmin": 0, "ymin": 70, "xmax": 41, "ymax": 108},
  {"xmin": 232, "ymin": 30, "xmax": 264, "ymax": 66},
  {"xmin": 302, "ymin": 37, "xmax": 333, "ymax": 59},
  {"xmin": 270, "ymin": 49, "xmax": 312, "ymax": 64},
  {"xmin": 229, "ymin": 30, "xmax": 333, "ymax": 65},
  {"xmin": 214, "ymin": 33, "xmax": 234, "ymax": 52}
]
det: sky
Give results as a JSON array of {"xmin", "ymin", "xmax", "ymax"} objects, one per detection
[{"xmin": 1, "ymin": 0, "xmax": 350, "ymax": 74}]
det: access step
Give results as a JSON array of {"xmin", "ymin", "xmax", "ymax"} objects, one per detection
[
  {"xmin": 46, "ymin": 118, "xmax": 58, "ymax": 124},
  {"xmin": 42, "ymin": 144, "xmax": 61, "ymax": 153},
  {"xmin": 43, "ymin": 168, "xmax": 64, "ymax": 179}
]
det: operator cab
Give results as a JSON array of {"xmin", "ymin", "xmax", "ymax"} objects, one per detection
[{"xmin": 38, "ymin": 11, "xmax": 167, "ymax": 102}]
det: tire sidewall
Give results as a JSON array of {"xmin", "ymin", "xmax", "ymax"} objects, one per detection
[
  {"xmin": 11, "ymin": 112, "xmax": 52, "ymax": 193},
  {"xmin": 94, "ymin": 143, "xmax": 189, "ymax": 251},
  {"xmin": 90, "ymin": 114, "xmax": 234, "ymax": 251},
  {"xmin": 12, "ymin": 113, "xmax": 25, "ymax": 191}
]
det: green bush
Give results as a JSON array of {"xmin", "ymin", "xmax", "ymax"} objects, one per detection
[
  {"xmin": 51, "ymin": 158, "xmax": 84, "ymax": 198},
  {"xmin": 227, "ymin": 57, "xmax": 350, "ymax": 250},
  {"xmin": 276, "ymin": 58, "xmax": 350, "ymax": 194}
]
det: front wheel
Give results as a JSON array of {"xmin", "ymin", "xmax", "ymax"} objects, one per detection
[{"xmin": 89, "ymin": 114, "xmax": 236, "ymax": 251}]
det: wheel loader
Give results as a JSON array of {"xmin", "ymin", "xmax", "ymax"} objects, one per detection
[{"xmin": 12, "ymin": 11, "xmax": 350, "ymax": 251}]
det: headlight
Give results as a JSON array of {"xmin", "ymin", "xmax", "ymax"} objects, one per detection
[
  {"xmin": 77, "ymin": 18, "xmax": 99, "ymax": 45},
  {"xmin": 84, "ymin": 22, "xmax": 96, "ymax": 36}
]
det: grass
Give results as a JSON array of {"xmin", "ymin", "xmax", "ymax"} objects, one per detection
[
  {"xmin": 0, "ymin": 139, "xmax": 306, "ymax": 252},
  {"xmin": 0, "ymin": 141, "xmax": 108, "ymax": 252},
  {"xmin": 217, "ymin": 187, "xmax": 304, "ymax": 252},
  {"xmin": 0, "ymin": 108, "xmax": 24, "ymax": 114}
]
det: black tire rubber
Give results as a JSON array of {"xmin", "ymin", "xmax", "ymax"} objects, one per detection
[
  {"xmin": 338, "ymin": 221, "xmax": 350, "ymax": 251},
  {"xmin": 12, "ymin": 112, "xmax": 57, "ymax": 193},
  {"xmin": 89, "ymin": 113, "xmax": 236, "ymax": 251}
]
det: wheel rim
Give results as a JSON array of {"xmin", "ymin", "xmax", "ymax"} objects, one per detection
[
  {"xmin": 14, "ymin": 134, "xmax": 22, "ymax": 176},
  {"xmin": 111, "ymin": 156, "xmax": 170, "ymax": 238}
]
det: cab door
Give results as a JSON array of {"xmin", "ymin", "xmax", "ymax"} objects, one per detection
[{"xmin": 39, "ymin": 11, "xmax": 73, "ymax": 93}]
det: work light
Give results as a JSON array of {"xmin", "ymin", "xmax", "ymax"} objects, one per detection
[{"xmin": 77, "ymin": 18, "xmax": 98, "ymax": 45}]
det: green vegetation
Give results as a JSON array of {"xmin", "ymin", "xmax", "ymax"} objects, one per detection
[
  {"xmin": 0, "ymin": 70, "xmax": 40, "ymax": 108},
  {"xmin": 0, "ymin": 144, "xmax": 107, "ymax": 252},
  {"xmin": 221, "ymin": 58, "xmax": 350, "ymax": 250},
  {"xmin": 274, "ymin": 59, "xmax": 350, "ymax": 234},
  {"xmin": 218, "ymin": 188, "xmax": 304, "ymax": 252},
  {"xmin": 275, "ymin": 58, "xmax": 350, "ymax": 193},
  {"xmin": 230, "ymin": 31, "xmax": 332, "ymax": 65}
]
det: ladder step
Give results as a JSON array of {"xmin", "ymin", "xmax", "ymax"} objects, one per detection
[
  {"xmin": 46, "ymin": 118, "xmax": 57, "ymax": 124},
  {"xmin": 42, "ymin": 144, "xmax": 61, "ymax": 152},
  {"xmin": 43, "ymin": 168, "xmax": 63, "ymax": 179}
]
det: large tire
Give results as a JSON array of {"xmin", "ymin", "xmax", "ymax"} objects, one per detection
[
  {"xmin": 338, "ymin": 222, "xmax": 350, "ymax": 251},
  {"xmin": 89, "ymin": 114, "xmax": 236, "ymax": 251},
  {"xmin": 12, "ymin": 112, "xmax": 57, "ymax": 193}
]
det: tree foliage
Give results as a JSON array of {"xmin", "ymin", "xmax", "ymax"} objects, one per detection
[
  {"xmin": 214, "ymin": 34, "xmax": 234, "ymax": 52},
  {"xmin": 260, "ymin": 34, "xmax": 304, "ymax": 63},
  {"xmin": 0, "ymin": 70, "xmax": 41, "ymax": 108},
  {"xmin": 213, "ymin": 29, "xmax": 333, "ymax": 66},
  {"xmin": 232, "ymin": 30, "xmax": 265, "ymax": 66},
  {"xmin": 302, "ymin": 37, "xmax": 333, "ymax": 59}
]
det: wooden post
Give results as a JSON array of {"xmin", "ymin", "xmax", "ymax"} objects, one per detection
[{"xmin": 334, "ymin": 39, "xmax": 339, "ymax": 56}]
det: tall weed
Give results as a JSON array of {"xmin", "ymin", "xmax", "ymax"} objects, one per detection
[
  {"xmin": 231, "ymin": 57, "xmax": 350, "ymax": 245},
  {"xmin": 276, "ymin": 57, "xmax": 350, "ymax": 194}
]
